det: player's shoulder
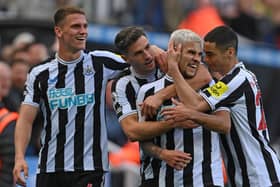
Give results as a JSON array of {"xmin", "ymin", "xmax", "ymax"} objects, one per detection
[
  {"xmin": 114, "ymin": 68, "xmax": 132, "ymax": 82},
  {"xmin": 138, "ymin": 76, "xmax": 164, "ymax": 94},
  {"xmin": 87, "ymin": 50, "xmax": 124, "ymax": 62}
]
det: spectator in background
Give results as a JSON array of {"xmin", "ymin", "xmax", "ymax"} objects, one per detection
[
  {"xmin": 177, "ymin": 0, "xmax": 225, "ymax": 37},
  {"xmin": 5, "ymin": 60, "xmax": 30, "ymax": 112},
  {"xmin": 133, "ymin": 0, "xmax": 165, "ymax": 31},
  {"xmin": 0, "ymin": 62, "xmax": 18, "ymax": 187},
  {"xmin": 27, "ymin": 42, "xmax": 49, "ymax": 67},
  {"xmin": 12, "ymin": 32, "xmax": 35, "ymax": 50},
  {"xmin": 10, "ymin": 47, "xmax": 30, "ymax": 65},
  {"xmin": 0, "ymin": 45, "xmax": 14, "ymax": 63}
]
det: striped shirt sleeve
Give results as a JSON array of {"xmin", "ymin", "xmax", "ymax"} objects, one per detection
[
  {"xmin": 112, "ymin": 78, "xmax": 137, "ymax": 122},
  {"xmin": 200, "ymin": 69, "xmax": 246, "ymax": 110},
  {"xmin": 22, "ymin": 69, "xmax": 40, "ymax": 107}
]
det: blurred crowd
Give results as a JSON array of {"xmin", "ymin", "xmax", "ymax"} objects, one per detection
[
  {"xmin": 0, "ymin": 32, "xmax": 55, "ymax": 156},
  {"xmin": 1, "ymin": 0, "xmax": 280, "ymax": 48}
]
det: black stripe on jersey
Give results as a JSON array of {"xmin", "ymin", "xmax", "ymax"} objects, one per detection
[
  {"xmin": 203, "ymin": 68, "xmax": 240, "ymax": 97},
  {"xmin": 55, "ymin": 63, "xmax": 68, "ymax": 170},
  {"xmin": 143, "ymin": 87, "xmax": 156, "ymax": 121},
  {"xmin": 215, "ymin": 80, "xmax": 248, "ymax": 109},
  {"xmin": 230, "ymin": 117, "xmax": 250, "ymax": 186},
  {"xmin": 32, "ymin": 75, "xmax": 41, "ymax": 104},
  {"xmin": 125, "ymin": 82, "xmax": 136, "ymax": 110},
  {"xmin": 162, "ymin": 92, "xmax": 174, "ymax": 187},
  {"xmin": 202, "ymin": 129, "xmax": 213, "ymax": 185},
  {"xmin": 91, "ymin": 56, "xmax": 104, "ymax": 170},
  {"xmin": 165, "ymin": 129, "xmax": 175, "ymax": 187},
  {"xmin": 183, "ymin": 130, "xmax": 194, "ymax": 187},
  {"xmin": 220, "ymin": 67, "xmax": 240, "ymax": 84},
  {"xmin": 220, "ymin": 132, "xmax": 236, "ymax": 187},
  {"xmin": 102, "ymin": 57, "xmax": 129, "ymax": 70},
  {"xmin": 163, "ymin": 75, "xmax": 175, "ymax": 186},
  {"xmin": 74, "ymin": 59, "xmax": 85, "ymax": 170},
  {"xmin": 38, "ymin": 70, "xmax": 51, "ymax": 172},
  {"xmin": 112, "ymin": 68, "xmax": 131, "ymax": 81},
  {"xmin": 245, "ymin": 80, "xmax": 279, "ymax": 183},
  {"xmin": 135, "ymin": 77, "xmax": 148, "ymax": 86}
]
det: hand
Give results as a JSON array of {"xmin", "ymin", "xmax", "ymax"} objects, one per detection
[
  {"xmin": 139, "ymin": 95, "xmax": 163, "ymax": 119},
  {"xmin": 161, "ymin": 98, "xmax": 193, "ymax": 122},
  {"xmin": 159, "ymin": 149, "xmax": 192, "ymax": 170},
  {"xmin": 167, "ymin": 40, "xmax": 182, "ymax": 74},
  {"xmin": 150, "ymin": 45, "xmax": 168, "ymax": 73},
  {"xmin": 176, "ymin": 120, "xmax": 199, "ymax": 129},
  {"xmin": 13, "ymin": 158, "xmax": 29, "ymax": 187}
]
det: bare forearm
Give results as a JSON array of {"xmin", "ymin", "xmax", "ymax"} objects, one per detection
[
  {"xmin": 173, "ymin": 72, "xmax": 202, "ymax": 107},
  {"xmin": 155, "ymin": 84, "xmax": 176, "ymax": 101},
  {"xmin": 15, "ymin": 120, "xmax": 33, "ymax": 159},
  {"xmin": 122, "ymin": 119, "xmax": 175, "ymax": 141},
  {"xmin": 190, "ymin": 110, "xmax": 230, "ymax": 134},
  {"xmin": 141, "ymin": 141, "xmax": 163, "ymax": 159},
  {"xmin": 15, "ymin": 104, "xmax": 38, "ymax": 159}
]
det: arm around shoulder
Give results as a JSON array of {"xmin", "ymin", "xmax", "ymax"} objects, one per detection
[{"xmin": 120, "ymin": 114, "xmax": 175, "ymax": 142}]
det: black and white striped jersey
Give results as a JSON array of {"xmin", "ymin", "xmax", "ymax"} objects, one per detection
[
  {"xmin": 111, "ymin": 66, "xmax": 163, "ymax": 122},
  {"xmin": 136, "ymin": 75, "xmax": 225, "ymax": 187},
  {"xmin": 23, "ymin": 50, "xmax": 129, "ymax": 174},
  {"xmin": 200, "ymin": 62, "xmax": 280, "ymax": 187}
]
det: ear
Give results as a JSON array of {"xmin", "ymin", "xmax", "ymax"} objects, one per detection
[
  {"xmin": 54, "ymin": 26, "xmax": 62, "ymax": 38},
  {"xmin": 227, "ymin": 47, "xmax": 235, "ymax": 57}
]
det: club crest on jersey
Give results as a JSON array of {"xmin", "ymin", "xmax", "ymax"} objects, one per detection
[
  {"xmin": 207, "ymin": 81, "xmax": 228, "ymax": 98},
  {"xmin": 84, "ymin": 65, "xmax": 94, "ymax": 76}
]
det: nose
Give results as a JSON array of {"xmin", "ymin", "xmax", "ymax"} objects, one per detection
[
  {"xmin": 80, "ymin": 25, "xmax": 88, "ymax": 35},
  {"xmin": 193, "ymin": 53, "xmax": 201, "ymax": 63},
  {"xmin": 144, "ymin": 49, "xmax": 152, "ymax": 59}
]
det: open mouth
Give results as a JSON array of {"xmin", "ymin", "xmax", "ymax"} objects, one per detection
[
  {"xmin": 188, "ymin": 63, "xmax": 198, "ymax": 69},
  {"xmin": 144, "ymin": 60, "xmax": 153, "ymax": 66},
  {"xmin": 75, "ymin": 36, "xmax": 87, "ymax": 41}
]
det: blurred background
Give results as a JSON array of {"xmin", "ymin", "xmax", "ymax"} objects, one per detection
[{"xmin": 0, "ymin": 0, "xmax": 280, "ymax": 186}]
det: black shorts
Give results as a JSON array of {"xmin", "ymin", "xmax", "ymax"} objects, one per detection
[
  {"xmin": 139, "ymin": 178, "xmax": 158, "ymax": 187},
  {"xmin": 36, "ymin": 171, "xmax": 104, "ymax": 187}
]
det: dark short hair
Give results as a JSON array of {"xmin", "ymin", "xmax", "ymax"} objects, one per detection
[
  {"xmin": 204, "ymin": 26, "xmax": 238, "ymax": 53},
  {"xmin": 114, "ymin": 26, "xmax": 147, "ymax": 54},
  {"xmin": 54, "ymin": 6, "xmax": 85, "ymax": 26}
]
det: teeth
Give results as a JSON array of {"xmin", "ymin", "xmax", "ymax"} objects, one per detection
[{"xmin": 189, "ymin": 64, "xmax": 197, "ymax": 68}]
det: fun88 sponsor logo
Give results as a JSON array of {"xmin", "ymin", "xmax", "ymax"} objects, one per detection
[{"xmin": 48, "ymin": 88, "xmax": 94, "ymax": 110}]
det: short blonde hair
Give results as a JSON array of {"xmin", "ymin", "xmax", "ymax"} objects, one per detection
[{"xmin": 170, "ymin": 29, "xmax": 202, "ymax": 48}]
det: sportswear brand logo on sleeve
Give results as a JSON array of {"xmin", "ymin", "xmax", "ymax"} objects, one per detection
[{"xmin": 207, "ymin": 81, "xmax": 228, "ymax": 98}]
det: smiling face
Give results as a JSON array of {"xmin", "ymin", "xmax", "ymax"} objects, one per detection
[
  {"xmin": 125, "ymin": 35, "xmax": 155, "ymax": 75},
  {"xmin": 178, "ymin": 41, "xmax": 202, "ymax": 79},
  {"xmin": 55, "ymin": 13, "xmax": 88, "ymax": 55},
  {"xmin": 203, "ymin": 41, "xmax": 236, "ymax": 75}
]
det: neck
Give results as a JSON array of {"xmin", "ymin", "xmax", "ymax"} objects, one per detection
[
  {"xmin": 131, "ymin": 67, "xmax": 156, "ymax": 78},
  {"xmin": 57, "ymin": 48, "xmax": 82, "ymax": 62},
  {"xmin": 220, "ymin": 59, "xmax": 238, "ymax": 76}
]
